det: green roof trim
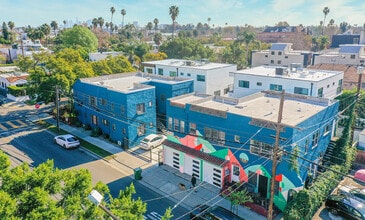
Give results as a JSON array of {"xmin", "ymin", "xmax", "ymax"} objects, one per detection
[{"xmin": 210, "ymin": 148, "xmax": 229, "ymax": 160}]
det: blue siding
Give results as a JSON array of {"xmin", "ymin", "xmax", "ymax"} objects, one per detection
[
  {"xmin": 166, "ymin": 98, "xmax": 339, "ymax": 188},
  {"xmin": 73, "ymin": 79, "xmax": 156, "ymax": 148}
]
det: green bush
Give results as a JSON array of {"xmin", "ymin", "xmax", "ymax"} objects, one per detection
[{"xmin": 7, "ymin": 85, "xmax": 26, "ymax": 97}]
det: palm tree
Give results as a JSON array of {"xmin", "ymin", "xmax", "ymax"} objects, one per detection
[
  {"xmin": 207, "ymin": 17, "xmax": 211, "ymax": 26},
  {"xmin": 236, "ymin": 30, "xmax": 256, "ymax": 67},
  {"xmin": 97, "ymin": 17, "xmax": 104, "ymax": 30},
  {"xmin": 154, "ymin": 33, "xmax": 163, "ymax": 49},
  {"xmin": 121, "ymin": 9, "xmax": 126, "ymax": 28},
  {"xmin": 50, "ymin": 21, "xmax": 58, "ymax": 34},
  {"xmin": 153, "ymin": 18, "xmax": 159, "ymax": 32},
  {"xmin": 92, "ymin": 18, "xmax": 98, "ymax": 30},
  {"xmin": 169, "ymin": 5, "xmax": 179, "ymax": 39},
  {"xmin": 7, "ymin": 21, "xmax": 15, "ymax": 31},
  {"xmin": 110, "ymin": 6, "xmax": 116, "ymax": 23},
  {"xmin": 322, "ymin": 7, "xmax": 330, "ymax": 34},
  {"xmin": 63, "ymin": 20, "xmax": 66, "ymax": 29},
  {"xmin": 147, "ymin": 22, "xmax": 153, "ymax": 35}
]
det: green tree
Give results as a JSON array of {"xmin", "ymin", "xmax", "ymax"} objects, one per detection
[
  {"xmin": 7, "ymin": 21, "xmax": 15, "ymax": 31},
  {"xmin": 91, "ymin": 55, "xmax": 134, "ymax": 75},
  {"xmin": 225, "ymin": 184, "xmax": 253, "ymax": 215},
  {"xmin": 236, "ymin": 30, "xmax": 256, "ymax": 67},
  {"xmin": 161, "ymin": 207, "xmax": 173, "ymax": 220},
  {"xmin": 121, "ymin": 9, "xmax": 126, "ymax": 28},
  {"xmin": 58, "ymin": 25, "xmax": 98, "ymax": 53},
  {"xmin": 222, "ymin": 41, "xmax": 245, "ymax": 69},
  {"xmin": 143, "ymin": 52, "xmax": 167, "ymax": 61},
  {"xmin": 108, "ymin": 183, "xmax": 146, "ymax": 219},
  {"xmin": 169, "ymin": 5, "xmax": 179, "ymax": 39},
  {"xmin": 0, "ymin": 190, "xmax": 16, "ymax": 218},
  {"xmin": 2, "ymin": 22, "xmax": 10, "ymax": 41},
  {"xmin": 160, "ymin": 37, "xmax": 214, "ymax": 60},
  {"xmin": 322, "ymin": 7, "xmax": 330, "ymax": 34},
  {"xmin": 340, "ymin": 21, "xmax": 348, "ymax": 33},
  {"xmin": 0, "ymin": 150, "xmax": 11, "ymax": 172},
  {"xmin": 92, "ymin": 18, "xmax": 98, "ymax": 30}
]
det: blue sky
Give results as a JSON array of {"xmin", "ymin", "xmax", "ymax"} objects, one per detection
[{"xmin": 2, "ymin": 0, "xmax": 365, "ymax": 28}]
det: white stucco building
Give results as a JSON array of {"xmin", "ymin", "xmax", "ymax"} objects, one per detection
[
  {"xmin": 251, "ymin": 43, "xmax": 313, "ymax": 68},
  {"xmin": 314, "ymin": 44, "xmax": 365, "ymax": 66},
  {"xmin": 141, "ymin": 59, "xmax": 237, "ymax": 96},
  {"xmin": 229, "ymin": 65, "xmax": 344, "ymax": 99}
]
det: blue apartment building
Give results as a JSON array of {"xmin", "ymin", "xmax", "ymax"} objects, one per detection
[
  {"xmin": 73, "ymin": 72, "xmax": 193, "ymax": 148},
  {"xmin": 165, "ymin": 92, "xmax": 339, "ymax": 211}
]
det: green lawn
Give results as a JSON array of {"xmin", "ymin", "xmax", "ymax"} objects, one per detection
[{"xmin": 38, "ymin": 121, "xmax": 114, "ymax": 159}]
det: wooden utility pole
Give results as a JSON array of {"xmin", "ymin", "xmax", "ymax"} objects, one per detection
[
  {"xmin": 267, "ymin": 90, "xmax": 285, "ymax": 220},
  {"xmin": 56, "ymin": 86, "xmax": 60, "ymax": 132}
]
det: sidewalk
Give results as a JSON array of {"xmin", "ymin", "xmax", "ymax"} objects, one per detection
[{"xmin": 44, "ymin": 117, "xmax": 267, "ymax": 220}]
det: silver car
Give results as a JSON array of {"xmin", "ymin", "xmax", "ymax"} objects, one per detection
[
  {"xmin": 54, "ymin": 134, "xmax": 80, "ymax": 149},
  {"xmin": 338, "ymin": 186, "xmax": 365, "ymax": 204}
]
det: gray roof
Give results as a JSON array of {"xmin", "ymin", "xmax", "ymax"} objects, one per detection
[
  {"xmin": 270, "ymin": 43, "xmax": 289, "ymax": 51},
  {"xmin": 339, "ymin": 45, "xmax": 362, "ymax": 54}
]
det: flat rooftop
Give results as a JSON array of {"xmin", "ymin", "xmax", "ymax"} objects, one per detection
[
  {"xmin": 232, "ymin": 66, "xmax": 343, "ymax": 82},
  {"xmin": 79, "ymin": 72, "xmax": 193, "ymax": 93},
  {"xmin": 170, "ymin": 92, "xmax": 335, "ymax": 127},
  {"xmin": 142, "ymin": 59, "xmax": 236, "ymax": 70}
]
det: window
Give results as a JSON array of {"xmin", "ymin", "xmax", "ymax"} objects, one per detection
[
  {"xmin": 189, "ymin": 123, "xmax": 196, "ymax": 134},
  {"xmin": 92, "ymin": 115, "xmax": 98, "ymax": 125},
  {"xmin": 351, "ymin": 54, "xmax": 356, "ymax": 59},
  {"xmin": 204, "ymin": 127, "xmax": 225, "ymax": 145},
  {"xmin": 112, "ymin": 124, "xmax": 116, "ymax": 131},
  {"xmin": 337, "ymin": 79, "xmax": 343, "ymax": 94},
  {"xmin": 277, "ymin": 60, "xmax": 281, "ymax": 64},
  {"xmin": 180, "ymin": 121, "xmax": 185, "ymax": 133},
  {"xmin": 271, "ymin": 51, "xmax": 275, "ymax": 55},
  {"xmin": 234, "ymin": 135, "xmax": 240, "ymax": 143},
  {"xmin": 137, "ymin": 124, "xmax": 146, "ymax": 136},
  {"xmin": 136, "ymin": 103, "xmax": 145, "ymax": 114},
  {"xmin": 169, "ymin": 71, "xmax": 177, "ymax": 77},
  {"xmin": 168, "ymin": 117, "xmax": 172, "ymax": 130},
  {"xmin": 148, "ymin": 101, "xmax": 152, "ymax": 107},
  {"xmin": 197, "ymin": 75, "xmax": 205, "ymax": 82},
  {"xmin": 180, "ymin": 72, "xmax": 184, "ymax": 76},
  {"xmin": 187, "ymin": 73, "xmax": 191, "ymax": 77},
  {"xmin": 238, "ymin": 80, "xmax": 250, "ymax": 88},
  {"xmin": 121, "ymin": 105, "xmax": 125, "ymax": 114},
  {"xmin": 111, "ymin": 103, "xmax": 114, "ymax": 111},
  {"xmin": 304, "ymin": 139, "xmax": 309, "ymax": 154},
  {"xmin": 146, "ymin": 68, "xmax": 153, "ymax": 73},
  {"xmin": 317, "ymin": 87, "xmax": 323, "ymax": 98},
  {"xmin": 285, "ymin": 56, "xmax": 288, "ymax": 59},
  {"xmin": 278, "ymin": 52, "xmax": 282, "ymax": 56},
  {"xmin": 271, "ymin": 60, "xmax": 274, "ymax": 64},
  {"xmin": 324, "ymin": 123, "xmax": 331, "ymax": 135},
  {"xmin": 257, "ymin": 82, "xmax": 262, "ymax": 86},
  {"xmin": 265, "ymin": 55, "xmax": 268, "ymax": 58},
  {"xmin": 90, "ymin": 96, "xmax": 96, "ymax": 107},
  {"xmin": 214, "ymin": 90, "xmax": 221, "ymax": 96},
  {"xmin": 102, "ymin": 119, "xmax": 109, "ymax": 126},
  {"xmin": 172, "ymin": 152, "xmax": 180, "ymax": 169},
  {"xmin": 327, "ymin": 84, "xmax": 330, "ymax": 88},
  {"xmin": 101, "ymin": 98, "xmax": 107, "ymax": 106},
  {"xmin": 361, "ymin": 60, "xmax": 365, "ymax": 64},
  {"xmin": 270, "ymin": 84, "xmax": 282, "ymax": 91},
  {"xmin": 233, "ymin": 165, "xmax": 240, "ymax": 176},
  {"xmin": 250, "ymin": 140, "xmax": 273, "ymax": 158},
  {"xmin": 294, "ymin": 87, "xmax": 309, "ymax": 95},
  {"xmin": 312, "ymin": 130, "xmax": 320, "ymax": 148},
  {"xmin": 158, "ymin": 68, "xmax": 163, "ymax": 75},
  {"xmin": 174, "ymin": 118, "xmax": 179, "ymax": 131},
  {"xmin": 122, "ymin": 128, "xmax": 126, "ymax": 134},
  {"xmin": 224, "ymin": 87, "xmax": 230, "ymax": 94}
]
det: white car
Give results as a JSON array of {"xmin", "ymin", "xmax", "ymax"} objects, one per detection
[
  {"xmin": 54, "ymin": 134, "xmax": 80, "ymax": 149},
  {"xmin": 338, "ymin": 185, "xmax": 365, "ymax": 204},
  {"xmin": 140, "ymin": 134, "xmax": 166, "ymax": 150}
]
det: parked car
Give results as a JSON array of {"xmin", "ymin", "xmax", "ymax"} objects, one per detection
[
  {"xmin": 140, "ymin": 134, "xmax": 166, "ymax": 150},
  {"xmin": 54, "ymin": 134, "xmax": 80, "ymax": 149},
  {"xmin": 339, "ymin": 186, "xmax": 365, "ymax": 204},
  {"xmin": 325, "ymin": 194, "xmax": 365, "ymax": 220},
  {"xmin": 189, "ymin": 204, "xmax": 244, "ymax": 220}
]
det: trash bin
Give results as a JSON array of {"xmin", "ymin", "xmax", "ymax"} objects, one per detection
[{"xmin": 134, "ymin": 167, "xmax": 142, "ymax": 180}]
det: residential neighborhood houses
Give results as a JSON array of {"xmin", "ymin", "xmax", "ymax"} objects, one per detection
[{"xmin": 2, "ymin": 5, "xmax": 365, "ymax": 219}]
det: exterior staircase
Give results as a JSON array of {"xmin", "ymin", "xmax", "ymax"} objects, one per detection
[{"xmin": 319, "ymin": 140, "xmax": 336, "ymax": 172}]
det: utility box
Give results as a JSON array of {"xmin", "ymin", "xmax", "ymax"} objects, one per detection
[{"xmin": 134, "ymin": 167, "xmax": 142, "ymax": 180}]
